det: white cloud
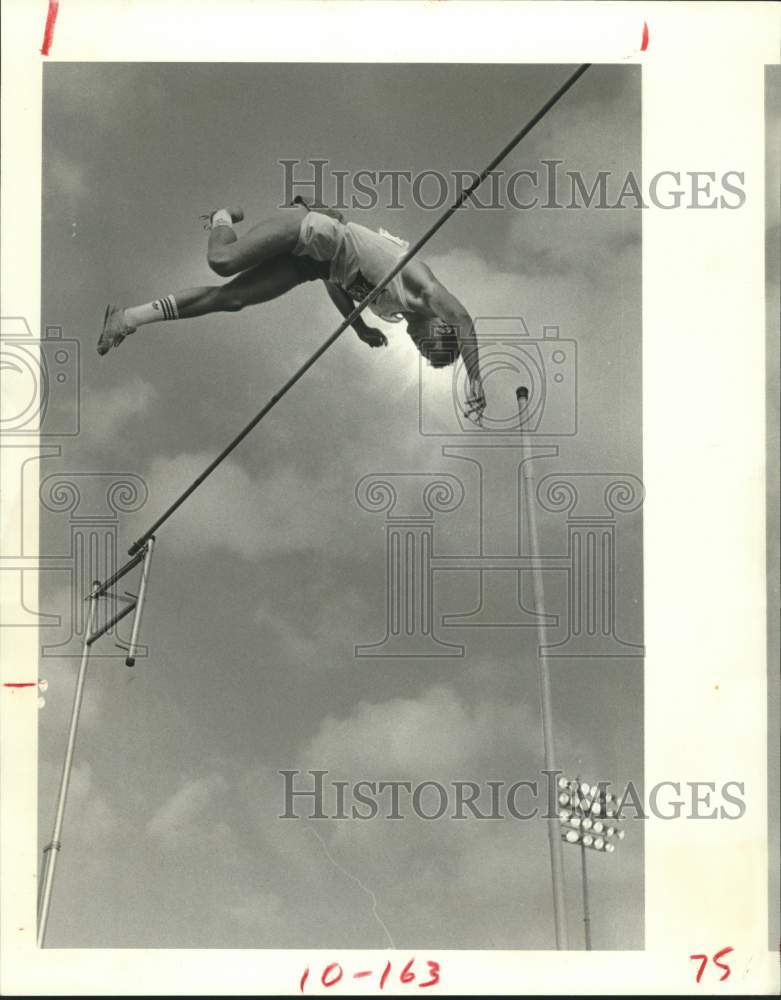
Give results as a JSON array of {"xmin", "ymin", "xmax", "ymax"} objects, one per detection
[
  {"xmin": 302, "ymin": 684, "xmax": 543, "ymax": 780},
  {"xmin": 144, "ymin": 452, "xmax": 331, "ymax": 558},
  {"xmin": 219, "ymin": 889, "xmax": 284, "ymax": 932},
  {"xmin": 47, "ymin": 150, "xmax": 87, "ymax": 204},
  {"xmin": 146, "ymin": 772, "xmax": 229, "ymax": 847},
  {"xmin": 253, "ymin": 585, "xmax": 370, "ymax": 670},
  {"xmin": 82, "ymin": 376, "xmax": 157, "ymax": 445}
]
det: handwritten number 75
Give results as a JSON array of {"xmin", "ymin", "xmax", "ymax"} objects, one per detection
[{"xmin": 690, "ymin": 946, "xmax": 733, "ymax": 984}]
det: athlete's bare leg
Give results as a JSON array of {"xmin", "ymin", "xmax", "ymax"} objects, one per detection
[
  {"xmin": 98, "ymin": 255, "xmax": 325, "ymax": 354},
  {"xmin": 206, "ymin": 205, "xmax": 308, "ymax": 278},
  {"xmin": 177, "ymin": 255, "xmax": 319, "ymax": 317}
]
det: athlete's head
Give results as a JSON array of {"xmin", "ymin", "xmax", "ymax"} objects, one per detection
[{"xmin": 406, "ymin": 316, "xmax": 460, "ymax": 368}]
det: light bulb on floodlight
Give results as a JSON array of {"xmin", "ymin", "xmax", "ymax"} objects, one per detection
[
  {"xmin": 565, "ymin": 830, "xmax": 579, "ymax": 844},
  {"xmin": 558, "ymin": 777, "xmax": 569, "ymax": 789},
  {"xmin": 605, "ymin": 843, "xmax": 615, "ymax": 853},
  {"xmin": 569, "ymin": 816, "xmax": 582, "ymax": 828},
  {"xmin": 606, "ymin": 809, "xmax": 615, "ymax": 817},
  {"xmin": 579, "ymin": 782, "xmax": 591, "ymax": 795},
  {"xmin": 593, "ymin": 821, "xmax": 604, "ymax": 833},
  {"xmin": 582, "ymin": 834, "xmax": 593, "ymax": 847},
  {"xmin": 617, "ymin": 829, "xmax": 625, "ymax": 840},
  {"xmin": 605, "ymin": 827, "xmax": 615, "ymax": 838},
  {"xmin": 592, "ymin": 802, "xmax": 602, "ymax": 815},
  {"xmin": 581, "ymin": 817, "xmax": 593, "ymax": 830},
  {"xmin": 558, "ymin": 793, "xmax": 570, "ymax": 806},
  {"xmin": 594, "ymin": 837, "xmax": 605, "ymax": 850}
]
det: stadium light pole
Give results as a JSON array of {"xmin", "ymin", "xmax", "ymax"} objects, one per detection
[{"xmin": 557, "ymin": 774, "xmax": 628, "ymax": 949}]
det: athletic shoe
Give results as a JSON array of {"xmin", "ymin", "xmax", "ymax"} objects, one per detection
[
  {"xmin": 200, "ymin": 206, "xmax": 245, "ymax": 230},
  {"xmin": 97, "ymin": 304, "xmax": 135, "ymax": 356}
]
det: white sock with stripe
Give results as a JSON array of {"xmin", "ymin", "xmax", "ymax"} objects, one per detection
[
  {"xmin": 123, "ymin": 294, "xmax": 179, "ymax": 328},
  {"xmin": 209, "ymin": 208, "xmax": 233, "ymax": 229}
]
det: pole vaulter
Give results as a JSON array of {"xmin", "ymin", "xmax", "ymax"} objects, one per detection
[
  {"xmin": 39, "ymin": 63, "xmax": 591, "ymax": 949},
  {"xmin": 117, "ymin": 62, "xmax": 590, "ymax": 556}
]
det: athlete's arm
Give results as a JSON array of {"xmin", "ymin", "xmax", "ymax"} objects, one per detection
[
  {"xmin": 404, "ymin": 262, "xmax": 485, "ymax": 422},
  {"xmin": 324, "ymin": 282, "xmax": 388, "ymax": 348}
]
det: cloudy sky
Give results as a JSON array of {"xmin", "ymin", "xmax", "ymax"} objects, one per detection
[{"xmin": 38, "ymin": 62, "xmax": 645, "ymax": 949}]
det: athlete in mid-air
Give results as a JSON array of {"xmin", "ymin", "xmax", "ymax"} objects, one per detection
[{"xmin": 97, "ymin": 198, "xmax": 487, "ymax": 424}]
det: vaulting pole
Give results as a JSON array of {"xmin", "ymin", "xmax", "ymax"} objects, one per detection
[
  {"xmin": 128, "ymin": 64, "xmax": 591, "ymax": 556},
  {"xmin": 38, "ymin": 585, "xmax": 100, "ymax": 947},
  {"xmin": 517, "ymin": 386, "xmax": 569, "ymax": 949}
]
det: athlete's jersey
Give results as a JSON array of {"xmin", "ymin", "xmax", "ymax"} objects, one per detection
[{"xmin": 292, "ymin": 213, "xmax": 416, "ymax": 322}]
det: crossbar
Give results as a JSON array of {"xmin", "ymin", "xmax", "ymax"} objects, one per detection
[{"xmin": 127, "ymin": 63, "xmax": 591, "ymax": 556}]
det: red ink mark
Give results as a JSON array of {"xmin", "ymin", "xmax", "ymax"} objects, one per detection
[
  {"xmin": 321, "ymin": 963, "xmax": 343, "ymax": 988},
  {"xmin": 690, "ymin": 948, "xmax": 734, "ymax": 984},
  {"xmin": 4, "ymin": 682, "xmax": 36, "ymax": 688},
  {"xmin": 400, "ymin": 958, "xmax": 416, "ymax": 984},
  {"xmin": 713, "ymin": 946, "xmax": 734, "ymax": 982},
  {"xmin": 640, "ymin": 21, "xmax": 649, "ymax": 52},
  {"xmin": 690, "ymin": 954, "xmax": 708, "ymax": 984},
  {"xmin": 420, "ymin": 961, "xmax": 441, "ymax": 989},
  {"xmin": 40, "ymin": 1, "xmax": 59, "ymax": 57},
  {"xmin": 300, "ymin": 959, "xmax": 442, "ymax": 992}
]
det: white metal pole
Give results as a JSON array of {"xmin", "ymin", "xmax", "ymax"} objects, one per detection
[
  {"xmin": 124, "ymin": 537, "xmax": 154, "ymax": 667},
  {"xmin": 37, "ymin": 584, "xmax": 100, "ymax": 947},
  {"xmin": 517, "ymin": 387, "xmax": 569, "ymax": 949}
]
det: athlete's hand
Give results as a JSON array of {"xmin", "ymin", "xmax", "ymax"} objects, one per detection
[
  {"xmin": 463, "ymin": 380, "xmax": 487, "ymax": 427},
  {"xmin": 357, "ymin": 326, "xmax": 388, "ymax": 348}
]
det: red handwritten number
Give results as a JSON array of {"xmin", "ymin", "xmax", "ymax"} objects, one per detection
[
  {"xmin": 690, "ymin": 954, "xmax": 708, "ymax": 984},
  {"xmin": 322, "ymin": 963, "xmax": 343, "ymax": 987},
  {"xmin": 690, "ymin": 948, "xmax": 733, "ymax": 984},
  {"xmin": 713, "ymin": 946, "xmax": 733, "ymax": 982},
  {"xmin": 419, "ymin": 961, "xmax": 441, "ymax": 988},
  {"xmin": 400, "ymin": 959, "xmax": 416, "ymax": 984},
  {"xmin": 301, "ymin": 958, "xmax": 441, "ymax": 991}
]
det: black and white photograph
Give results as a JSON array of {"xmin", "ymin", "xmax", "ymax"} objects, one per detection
[{"xmin": 1, "ymin": 1, "xmax": 778, "ymax": 995}]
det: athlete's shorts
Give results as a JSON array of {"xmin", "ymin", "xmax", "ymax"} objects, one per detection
[
  {"xmin": 292, "ymin": 210, "xmax": 344, "ymax": 265},
  {"xmin": 290, "ymin": 195, "xmax": 346, "ymax": 224},
  {"xmin": 292, "ymin": 212, "xmax": 414, "ymax": 321}
]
